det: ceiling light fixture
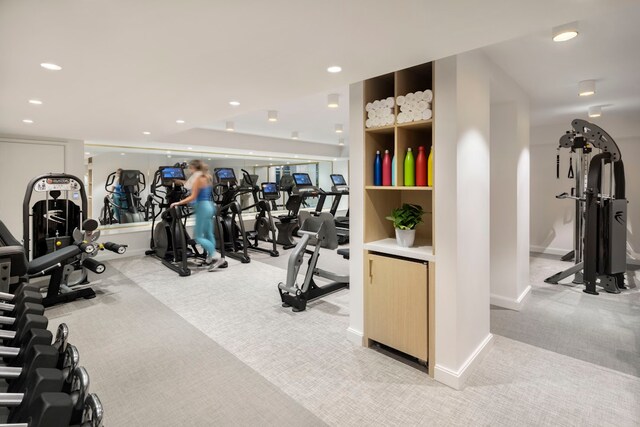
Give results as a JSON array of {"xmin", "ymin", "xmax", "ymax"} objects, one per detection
[
  {"xmin": 229, "ymin": 100, "xmax": 240, "ymax": 106},
  {"xmin": 291, "ymin": 131, "xmax": 299, "ymax": 140},
  {"xmin": 176, "ymin": 119, "xmax": 185, "ymax": 124},
  {"xmin": 327, "ymin": 65, "xmax": 342, "ymax": 73},
  {"xmin": 85, "ymin": 152, "xmax": 90, "ymax": 155},
  {"xmin": 294, "ymin": 155, "xmax": 299, "ymax": 158},
  {"xmin": 29, "ymin": 99, "xmax": 43, "ymax": 105},
  {"xmin": 328, "ymin": 93, "xmax": 339, "ymax": 108},
  {"xmin": 249, "ymin": 152, "xmax": 254, "ymax": 155},
  {"xmin": 335, "ymin": 124, "xmax": 343, "ymax": 133},
  {"xmin": 268, "ymin": 110, "xmax": 278, "ymax": 122},
  {"xmin": 333, "ymin": 158, "xmax": 337, "ymax": 161},
  {"xmin": 588, "ymin": 106, "xmax": 602, "ymax": 118},
  {"xmin": 187, "ymin": 147, "xmax": 193, "ymax": 150},
  {"xmin": 40, "ymin": 63, "xmax": 62, "ymax": 71},
  {"xmin": 578, "ymin": 80, "xmax": 596, "ymax": 97},
  {"xmin": 338, "ymin": 138, "xmax": 345, "ymax": 146},
  {"xmin": 167, "ymin": 155, "xmax": 172, "ymax": 158},
  {"xmin": 120, "ymin": 152, "xmax": 126, "ymax": 156},
  {"xmin": 225, "ymin": 121, "xmax": 235, "ymax": 131},
  {"xmin": 22, "ymin": 119, "xmax": 34, "ymax": 124},
  {"xmin": 552, "ymin": 22, "xmax": 579, "ymax": 42},
  {"xmin": 143, "ymin": 131, "xmax": 151, "ymax": 135}
]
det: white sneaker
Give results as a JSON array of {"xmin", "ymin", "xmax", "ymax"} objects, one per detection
[
  {"xmin": 208, "ymin": 257, "xmax": 225, "ymax": 271},
  {"xmin": 205, "ymin": 256, "xmax": 213, "ymax": 265}
]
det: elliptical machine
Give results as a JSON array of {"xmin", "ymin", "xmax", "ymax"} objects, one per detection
[
  {"xmin": 544, "ymin": 119, "xmax": 628, "ymax": 294},
  {"xmin": 100, "ymin": 169, "xmax": 147, "ymax": 224},
  {"xmin": 146, "ymin": 165, "xmax": 227, "ymax": 276},
  {"xmin": 213, "ymin": 168, "xmax": 251, "ymax": 263},
  {"xmin": 240, "ymin": 174, "xmax": 279, "ymax": 257}
]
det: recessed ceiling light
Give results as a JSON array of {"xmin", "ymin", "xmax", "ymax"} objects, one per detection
[
  {"xmin": 167, "ymin": 155, "xmax": 172, "ymax": 158},
  {"xmin": 269, "ymin": 157, "xmax": 273, "ymax": 160},
  {"xmin": 333, "ymin": 158, "xmax": 337, "ymax": 161},
  {"xmin": 229, "ymin": 101, "xmax": 240, "ymax": 106},
  {"xmin": 22, "ymin": 119, "xmax": 34, "ymax": 124},
  {"xmin": 40, "ymin": 63, "xmax": 62, "ymax": 71},
  {"xmin": 335, "ymin": 124, "xmax": 343, "ymax": 133},
  {"xmin": 254, "ymin": 164, "xmax": 258, "ymax": 167},
  {"xmin": 85, "ymin": 152, "xmax": 90, "ymax": 155},
  {"xmin": 268, "ymin": 110, "xmax": 278, "ymax": 122},
  {"xmin": 578, "ymin": 80, "xmax": 596, "ymax": 97},
  {"xmin": 120, "ymin": 152, "xmax": 126, "ymax": 156},
  {"xmin": 328, "ymin": 93, "xmax": 339, "ymax": 108},
  {"xmin": 269, "ymin": 163, "xmax": 273, "ymax": 166},
  {"xmin": 552, "ymin": 22, "xmax": 578, "ymax": 42},
  {"xmin": 286, "ymin": 161, "xmax": 290, "ymax": 164},
  {"xmin": 29, "ymin": 99, "xmax": 43, "ymax": 105},
  {"xmin": 327, "ymin": 65, "xmax": 342, "ymax": 73},
  {"xmin": 176, "ymin": 119, "xmax": 185, "ymax": 124},
  {"xmin": 225, "ymin": 155, "xmax": 229, "ymax": 158},
  {"xmin": 225, "ymin": 121, "xmax": 235, "ymax": 131},
  {"xmin": 294, "ymin": 155, "xmax": 299, "ymax": 158},
  {"xmin": 143, "ymin": 131, "xmax": 151, "ymax": 135},
  {"xmin": 338, "ymin": 138, "xmax": 345, "ymax": 146},
  {"xmin": 249, "ymin": 152, "xmax": 254, "ymax": 155},
  {"xmin": 307, "ymin": 160, "xmax": 311, "ymax": 163},
  {"xmin": 166, "ymin": 150, "xmax": 171, "ymax": 154},
  {"xmin": 588, "ymin": 106, "xmax": 602, "ymax": 118},
  {"xmin": 187, "ymin": 147, "xmax": 193, "ymax": 150},
  {"xmin": 291, "ymin": 131, "xmax": 299, "ymax": 140}
]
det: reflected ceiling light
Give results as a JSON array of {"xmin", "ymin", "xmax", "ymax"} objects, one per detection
[
  {"xmin": 552, "ymin": 22, "xmax": 578, "ymax": 42},
  {"xmin": 268, "ymin": 110, "xmax": 278, "ymax": 122},
  {"xmin": 225, "ymin": 155, "xmax": 229, "ymax": 158},
  {"xmin": 270, "ymin": 163, "xmax": 273, "ymax": 165},
  {"xmin": 338, "ymin": 138, "xmax": 345, "ymax": 146},
  {"xmin": 229, "ymin": 100, "xmax": 240, "ymax": 106},
  {"xmin": 167, "ymin": 155, "xmax": 172, "ymax": 158},
  {"xmin": 120, "ymin": 152, "xmax": 126, "ymax": 156},
  {"xmin": 291, "ymin": 131, "xmax": 299, "ymax": 140},
  {"xmin": 29, "ymin": 99, "xmax": 43, "ymax": 105},
  {"xmin": 588, "ymin": 106, "xmax": 602, "ymax": 118},
  {"xmin": 40, "ymin": 62, "xmax": 62, "ymax": 71},
  {"xmin": 143, "ymin": 131, "xmax": 151, "ymax": 135},
  {"xmin": 335, "ymin": 124, "xmax": 343, "ymax": 133},
  {"xmin": 328, "ymin": 93, "xmax": 339, "ymax": 108},
  {"xmin": 208, "ymin": 158, "xmax": 212, "ymax": 161},
  {"xmin": 333, "ymin": 158, "xmax": 337, "ymax": 161},
  {"xmin": 294, "ymin": 155, "xmax": 299, "ymax": 158},
  {"xmin": 327, "ymin": 65, "xmax": 342, "ymax": 73},
  {"xmin": 85, "ymin": 152, "xmax": 90, "ymax": 155},
  {"xmin": 254, "ymin": 164, "xmax": 258, "ymax": 167},
  {"xmin": 187, "ymin": 147, "xmax": 193, "ymax": 150},
  {"xmin": 249, "ymin": 151, "xmax": 254, "ymax": 154},
  {"xmin": 269, "ymin": 157, "xmax": 273, "ymax": 160},
  {"xmin": 307, "ymin": 160, "xmax": 312, "ymax": 163},
  {"xmin": 22, "ymin": 119, "xmax": 34, "ymax": 124},
  {"xmin": 176, "ymin": 119, "xmax": 185, "ymax": 124},
  {"xmin": 578, "ymin": 80, "xmax": 596, "ymax": 96},
  {"xmin": 287, "ymin": 161, "xmax": 290, "ymax": 164},
  {"xmin": 225, "ymin": 121, "xmax": 235, "ymax": 131},
  {"xmin": 166, "ymin": 150, "xmax": 171, "ymax": 154}
]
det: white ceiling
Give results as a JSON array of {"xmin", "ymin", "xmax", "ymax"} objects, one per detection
[
  {"xmin": 0, "ymin": 0, "xmax": 632, "ymax": 145},
  {"xmin": 483, "ymin": 2, "xmax": 640, "ymax": 138},
  {"xmin": 201, "ymin": 86, "xmax": 349, "ymax": 145}
]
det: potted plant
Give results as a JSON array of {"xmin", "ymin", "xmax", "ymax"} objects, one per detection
[{"xmin": 386, "ymin": 203, "xmax": 425, "ymax": 247}]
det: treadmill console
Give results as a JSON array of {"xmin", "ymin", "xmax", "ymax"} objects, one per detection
[
  {"xmin": 159, "ymin": 167, "xmax": 186, "ymax": 186},
  {"xmin": 261, "ymin": 182, "xmax": 280, "ymax": 201},
  {"xmin": 214, "ymin": 168, "xmax": 238, "ymax": 185},
  {"xmin": 330, "ymin": 174, "xmax": 349, "ymax": 193},
  {"xmin": 292, "ymin": 173, "xmax": 319, "ymax": 196}
]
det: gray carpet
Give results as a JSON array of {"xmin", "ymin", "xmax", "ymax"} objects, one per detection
[
  {"xmin": 491, "ymin": 254, "xmax": 640, "ymax": 377},
  {"xmin": 44, "ymin": 264, "xmax": 326, "ymax": 427}
]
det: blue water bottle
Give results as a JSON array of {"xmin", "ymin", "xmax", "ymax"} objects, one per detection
[
  {"xmin": 374, "ymin": 150, "xmax": 382, "ymax": 186},
  {"xmin": 391, "ymin": 154, "xmax": 396, "ymax": 186}
]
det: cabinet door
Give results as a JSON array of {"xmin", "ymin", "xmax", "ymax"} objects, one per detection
[{"xmin": 366, "ymin": 253, "xmax": 428, "ymax": 360}]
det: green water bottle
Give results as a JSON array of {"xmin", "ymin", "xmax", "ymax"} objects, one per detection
[{"xmin": 404, "ymin": 148, "xmax": 415, "ymax": 186}]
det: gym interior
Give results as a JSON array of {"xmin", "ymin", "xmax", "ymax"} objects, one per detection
[{"xmin": 0, "ymin": 2, "xmax": 638, "ymax": 426}]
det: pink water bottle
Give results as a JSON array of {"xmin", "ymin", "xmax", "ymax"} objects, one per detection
[{"xmin": 382, "ymin": 150, "xmax": 392, "ymax": 186}]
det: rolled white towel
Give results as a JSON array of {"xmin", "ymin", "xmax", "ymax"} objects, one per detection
[
  {"xmin": 413, "ymin": 110, "xmax": 423, "ymax": 121},
  {"xmin": 386, "ymin": 96, "xmax": 395, "ymax": 108},
  {"xmin": 422, "ymin": 109, "xmax": 432, "ymax": 120},
  {"xmin": 365, "ymin": 118, "xmax": 372, "ymax": 128},
  {"xmin": 424, "ymin": 89, "xmax": 433, "ymax": 102},
  {"xmin": 365, "ymin": 102, "xmax": 373, "ymax": 112},
  {"xmin": 397, "ymin": 112, "xmax": 406, "ymax": 123},
  {"xmin": 396, "ymin": 95, "xmax": 405, "ymax": 106},
  {"xmin": 373, "ymin": 99, "xmax": 381, "ymax": 109},
  {"xmin": 414, "ymin": 90, "xmax": 424, "ymax": 101},
  {"xmin": 416, "ymin": 100, "xmax": 428, "ymax": 112},
  {"xmin": 368, "ymin": 110, "xmax": 376, "ymax": 119},
  {"xmin": 400, "ymin": 104, "xmax": 408, "ymax": 113},
  {"xmin": 406, "ymin": 92, "xmax": 416, "ymax": 103}
]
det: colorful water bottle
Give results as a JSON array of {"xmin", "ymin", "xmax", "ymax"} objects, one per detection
[
  {"xmin": 427, "ymin": 146, "xmax": 434, "ymax": 187},
  {"xmin": 404, "ymin": 148, "xmax": 415, "ymax": 186},
  {"xmin": 391, "ymin": 154, "xmax": 396, "ymax": 186},
  {"xmin": 382, "ymin": 150, "xmax": 392, "ymax": 186},
  {"xmin": 374, "ymin": 150, "xmax": 382, "ymax": 186},
  {"xmin": 416, "ymin": 146, "xmax": 427, "ymax": 186}
]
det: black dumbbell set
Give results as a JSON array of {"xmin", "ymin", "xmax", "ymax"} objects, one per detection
[{"xmin": 0, "ymin": 284, "xmax": 103, "ymax": 427}]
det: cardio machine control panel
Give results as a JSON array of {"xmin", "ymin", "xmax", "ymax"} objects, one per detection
[
  {"xmin": 261, "ymin": 182, "xmax": 280, "ymax": 201},
  {"xmin": 330, "ymin": 174, "xmax": 349, "ymax": 193},
  {"xmin": 214, "ymin": 168, "xmax": 238, "ymax": 185},
  {"xmin": 159, "ymin": 166, "xmax": 186, "ymax": 186},
  {"xmin": 34, "ymin": 177, "xmax": 81, "ymax": 192},
  {"xmin": 292, "ymin": 173, "xmax": 320, "ymax": 196}
]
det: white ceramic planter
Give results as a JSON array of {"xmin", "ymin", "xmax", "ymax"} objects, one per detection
[{"xmin": 395, "ymin": 228, "xmax": 416, "ymax": 247}]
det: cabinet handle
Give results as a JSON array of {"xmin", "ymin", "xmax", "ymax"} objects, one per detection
[{"xmin": 369, "ymin": 259, "xmax": 373, "ymax": 284}]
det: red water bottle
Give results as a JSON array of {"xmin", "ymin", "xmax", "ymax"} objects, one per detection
[
  {"xmin": 416, "ymin": 146, "xmax": 427, "ymax": 186},
  {"xmin": 382, "ymin": 149, "xmax": 392, "ymax": 186}
]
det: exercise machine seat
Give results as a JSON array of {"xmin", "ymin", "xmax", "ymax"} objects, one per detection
[
  {"xmin": 301, "ymin": 213, "xmax": 339, "ymax": 250},
  {"xmin": 337, "ymin": 248, "xmax": 350, "ymax": 259},
  {"xmin": 27, "ymin": 246, "xmax": 81, "ymax": 276}
]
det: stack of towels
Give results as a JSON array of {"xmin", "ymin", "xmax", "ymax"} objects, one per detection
[
  {"xmin": 365, "ymin": 97, "xmax": 395, "ymax": 128},
  {"xmin": 396, "ymin": 90, "xmax": 433, "ymax": 124}
]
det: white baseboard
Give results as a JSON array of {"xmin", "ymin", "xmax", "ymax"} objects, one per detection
[
  {"xmin": 530, "ymin": 245, "xmax": 640, "ymax": 266},
  {"xmin": 434, "ymin": 333, "xmax": 494, "ymax": 390},
  {"xmin": 490, "ymin": 285, "xmax": 531, "ymax": 311},
  {"xmin": 346, "ymin": 327, "xmax": 364, "ymax": 346}
]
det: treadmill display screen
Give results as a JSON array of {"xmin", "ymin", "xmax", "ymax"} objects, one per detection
[
  {"xmin": 331, "ymin": 174, "xmax": 346, "ymax": 186},
  {"xmin": 215, "ymin": 168, "xmax": 236, "ymax": 182},
  {"xmin": 161, "ymin": 167, "xmax": 185, "ymax": 180},
  {"xmin": 262, "ymin": 182, "xmax": 278, "ymax": 195},
  {"xmin": 293, "ymin": 173, "xmax": 313, "ymax": 187}
]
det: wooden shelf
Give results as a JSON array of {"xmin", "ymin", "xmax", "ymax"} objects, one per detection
[
  {"xmin": 364, "ymin": 238, "xmax": 435, "ymax": 262},
  {"xmin": 365, "ymin": 186, "xmax": 432, "ymax": 191},
  {"xmin": 365, "ymin": 125, "xmax": 395, "ymax": 134},
  {"xmin": 396, "ymin": 119, "xmax": 433, "ymax": 130}
]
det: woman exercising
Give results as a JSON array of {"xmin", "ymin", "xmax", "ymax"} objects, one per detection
[{"xmin": 170, "ymin": 160, "xmax": 224, "ymax": 271}]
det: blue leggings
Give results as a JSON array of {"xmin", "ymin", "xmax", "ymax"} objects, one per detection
[{"xmin": 193, "ymin": 201, "xmax": 216, "ymax": 257}]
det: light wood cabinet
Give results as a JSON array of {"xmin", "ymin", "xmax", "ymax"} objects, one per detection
[{"xmin": 365, "ymin": 253, "xmax": 428, "ymax": 361}]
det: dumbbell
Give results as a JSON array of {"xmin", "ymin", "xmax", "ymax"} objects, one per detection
[
  {"xmin": 3, "ymin": 324, "xmax": 66, "ymax": 367},
  {"xmin": 0, "ymin": 290, "xmax": 43, "ymax": 316},
  {"xmin": 1, "ymin": 391, "xmax": 73, "ymax": 427},
  {"xmin": 0, "ymin": 303, "xmax": 46, "ymax": 332},
  {"xmin": 0, "ymin": 367, "xmax": 65, "ymax": 420},
  {"xmin": 0, "ymin": 313, "xmax": 48, "ymax": 348}
]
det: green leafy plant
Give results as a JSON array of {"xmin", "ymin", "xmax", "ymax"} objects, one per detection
[{"xmin": 386, "ymin": 203, "xmax": 425, "ymax": 230}]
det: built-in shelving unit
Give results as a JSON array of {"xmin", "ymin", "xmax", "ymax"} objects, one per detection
[{"xmin": 363, "ymin": 62, "xmax": 436, "ymax": 376}]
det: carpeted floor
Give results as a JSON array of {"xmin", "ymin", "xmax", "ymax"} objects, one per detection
[{"xmin": 491, "ymin": 254, "xmax": 640, "ymax": 377}]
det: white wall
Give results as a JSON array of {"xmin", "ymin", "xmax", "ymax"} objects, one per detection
[
  {"xmin": 0, "ymin": 135, "xmax": 83, "ymax": 238},
  {"xmin": 530, "ymin": 126, "xmax": 640, "ymax": 263},
  {"xmin": 433, "ymin": 51, "xmax": 493, "ymax": 389}
]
